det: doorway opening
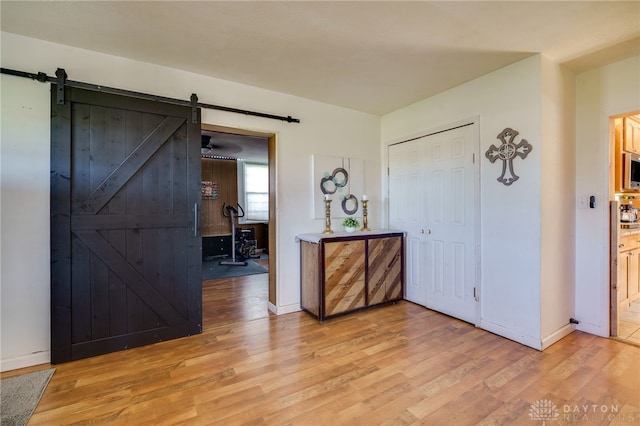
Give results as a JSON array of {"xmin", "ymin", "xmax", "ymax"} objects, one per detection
[
  {"xmin": 200, "ymin": 123, "xmax": 277, "ymax": 326},
  {"xmin": 610, "ymin": 111, "xmax": 640, "ymax": 346}
]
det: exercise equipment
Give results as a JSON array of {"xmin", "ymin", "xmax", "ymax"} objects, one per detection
[
  {"xmin": 237, "ymin": 228, "xmax": 259, "ymax": 260},
  {"xmin": 219, "ymin": 203, "xmax": 249, "ymax": 266}
]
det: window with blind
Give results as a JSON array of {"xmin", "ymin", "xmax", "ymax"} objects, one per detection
[{"xmin": 238, "ymin": 161, "xmax": 268, "ymax": 222}]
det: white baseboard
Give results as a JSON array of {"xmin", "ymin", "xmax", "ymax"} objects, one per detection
[
  {"xmin": 576, "ymin": 321, "xmax": 609, "ymax": 338},
  {"xmin": 267, "ymin": 301, "xmax": 301, "ymax": 316},
  {"xmin": 1, "ymin": 351, "xmax": 51, "ymax": 373},
  {"xmin": 541, "ymin": 323, "xmax": 576, "ymax": 350},
  {"xmin": 479, "ymin": 319, "xmax": 542, "ymax": 350}
]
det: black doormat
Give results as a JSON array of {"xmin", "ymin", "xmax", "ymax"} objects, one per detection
[{"xmin": 202, "ymin": 259, "xmax": 268, "ymax": 280}]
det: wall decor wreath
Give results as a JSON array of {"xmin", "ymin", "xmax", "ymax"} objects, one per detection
[{"xmin": 312, "ymin": 155, "xmax": 364, "ymax": 219}]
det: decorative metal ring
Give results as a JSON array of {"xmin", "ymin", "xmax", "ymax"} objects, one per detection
[
  {"xmin": 341, "ymin": 194, "xmax": 359, "ymax": 215},
  {"xmin": 332, "ymin": 167, "xmax": 348, "ymax": 188},
  {"xmin": 320, "ymin": 176, "xmax": 337, "ymax": 194}
]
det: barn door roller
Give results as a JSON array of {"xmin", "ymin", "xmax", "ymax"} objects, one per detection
[
  {"xmin": 190, "ymin": 93, "xmax": 198, "ymax": 124},
  {"xmin": 55, "ymin": 68, "xmax": 67, "ymax": 105}
]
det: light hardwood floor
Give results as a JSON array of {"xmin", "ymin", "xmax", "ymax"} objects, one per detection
[
  {"xmin": 4, "ymin": 274, "xmax": 640, "ymax": 425},
  {"xmin": 618, "ymin": 299, "xmax": 640, "ymax": 346}
]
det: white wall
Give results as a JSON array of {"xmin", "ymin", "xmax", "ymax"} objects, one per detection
[
  {"xmin": 382, "ymin": 55, "xmax": 573, "ymax": 349},
  {"xmin": 539, "ymin": 57, "xmax": 576, "ymax": 346},
  {"xmin": 575, "ymin": 55, "xmax": 640, "ymax": 337},
  {"xmin": 0, "ymin": 74, "xmax": 52, "ymax": 371},
  {"xmin": 0, "ymin": 32, "xmax": 381, "ymax": 371}
]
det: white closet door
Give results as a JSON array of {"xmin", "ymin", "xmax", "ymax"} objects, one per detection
[
  {"xmin": 389, "ymin": 123, "xmax": 478, "ymax": 323},
  {"xmin": 389, "ymin": 138, "xmax": 427, "ymax": 306}
]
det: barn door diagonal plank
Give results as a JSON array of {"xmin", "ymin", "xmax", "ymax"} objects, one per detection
[
  {"xmin": 74, "ymin": 231, "xmax": 184, "ymax": 325},
  {"xmin": 78, "ymin": 116, "xmax": 185, "ymax": 214},
  {"xmin": 74, "ymin": 229, "xmax": 185, "ymax": 327}
]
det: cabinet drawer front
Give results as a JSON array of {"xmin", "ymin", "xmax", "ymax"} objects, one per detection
[{"xmin": 619, "ymin": 234, "xmax": 640, "ymax": 251}]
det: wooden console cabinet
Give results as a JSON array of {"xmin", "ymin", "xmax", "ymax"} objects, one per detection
[{"xmin": 297, "ymin": 231, "xmax": 404, "ymax": 321}]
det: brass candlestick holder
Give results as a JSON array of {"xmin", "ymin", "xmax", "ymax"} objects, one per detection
[
  {"xmin": 323, "ymin": 199, "xmax": 334, "ymax": 234},
  {"xmin": 361, "ymin": 199, "xmax": 371, "ymax": 231}
]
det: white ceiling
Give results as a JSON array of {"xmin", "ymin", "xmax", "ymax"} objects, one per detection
[
  {"xmin": 201, "ymin": 131, "xmax": 268, "ymax": 162},
  {"xmin": 1, "ymin": 1, "xmax": 639, "ymax": 115}
]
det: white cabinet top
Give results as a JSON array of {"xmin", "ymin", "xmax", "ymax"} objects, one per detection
[{"xmin": 295, "ymin": 229, "xmax": 404, "ymax": 244}]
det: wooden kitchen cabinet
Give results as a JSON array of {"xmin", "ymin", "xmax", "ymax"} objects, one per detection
[
  {"xmin": 618, "ymin": 250, "xmax": 629, "ymax": 306},
  {"xmin": 617, "ymin": 233, "xmax": 640, "ymax": 310},
  {"xmin": 624, "ymin": 117, "xmax": 640, "ymax": 154},
  {"xmin": 298, "ymin": 231, "xmax": 404, "ymax": 321},
  {"xmin": 629, "ymin": 250, "xmax": 640, "ymax": 302}
]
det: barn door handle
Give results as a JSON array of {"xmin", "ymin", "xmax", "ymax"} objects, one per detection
[{"xmin": 194, "ymin": 202, "xmax": 199, "ymax": 237}]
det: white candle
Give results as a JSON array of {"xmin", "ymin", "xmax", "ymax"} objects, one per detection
[
  {"xmin": 324, "ymin": 194, "xmax": 330, "ymax": 200},
  {"xmin": 362, "ymin": 194, "xmax": 368, "ymax": 201}
]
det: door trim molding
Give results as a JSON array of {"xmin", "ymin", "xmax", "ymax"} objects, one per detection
[{"xmin": 200, "ymin": 123, "xmax": 278, "ymax": 310}]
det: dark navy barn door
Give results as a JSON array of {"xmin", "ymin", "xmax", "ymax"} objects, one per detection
[{"xmin": 51, "ymin": 86, "xmax": 201, "ymax": 363}]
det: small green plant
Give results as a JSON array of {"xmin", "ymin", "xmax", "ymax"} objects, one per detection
[{"xmin": 342, "ymin": 217, "xmax": 360, "ymax": 228}]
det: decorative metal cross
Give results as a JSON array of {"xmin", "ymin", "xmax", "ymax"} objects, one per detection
[{"xmin": 485, "ymin": 127, "xmax": 532, "ymax": 186}]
